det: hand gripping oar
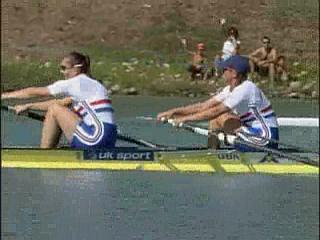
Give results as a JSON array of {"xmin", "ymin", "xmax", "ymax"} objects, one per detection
[
  {"xmin": 166, "ymin": 119, "xmax": 319, "ymax": 167},
  {"xmin": 1, "ymin": 105, "xmax": 161, "ymax": 148}
]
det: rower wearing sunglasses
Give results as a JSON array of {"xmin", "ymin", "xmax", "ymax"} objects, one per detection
[
  {"xmin": 2, "ymin": 51, "xmax": 117, "ymax": 149},
  {"xmin": 157, "ymin": 55, "xmax": 279, "ymax": 151}
]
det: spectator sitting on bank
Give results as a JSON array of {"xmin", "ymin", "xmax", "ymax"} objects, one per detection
[
  {"xmin": 275, "ymin": 55, "xmax": 288, "ymax": 81},
  {"xmin": 184, "ymin": 42, "xmax": 209, "ymax": 81},
  {"xmin": 248, "ymin": 36, "xmax": 277, "ymax": 83},
  {"xmin": 214, "ymin": 26, "xmax": 241, "ymax": 76}
]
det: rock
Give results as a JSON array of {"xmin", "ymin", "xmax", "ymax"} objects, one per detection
[
  {"xmin": 111, "ymin": 84, "xmax": 121, "ymax": 93},
  {"xmin": 182, "ymin": 90, "xmax": 189, "ymax": 96},
  {"xmin": 128, "ymin": 87, "xmax": 138, "ymax": 95},
  {"xmin": 163, "ymin": 63, "xmax": 170, "ymax": 68},
  {"xmin": 96, "ymin": 61, "xmax": 104, "ymax": 65},
  {"xmin": 123, "ymin": 87, "xmax": 138, "ymax": 95},
  {"xmin": 121, "ymin": 62, "xmax": 130, "ymax": 66},
  {"xmin": 260, "ymin": 80, "xmax": 268, "ymax": 85},
  {"xmin": 209, "ymin": 80, "xmax": 215, "ymax": 85},
  {"xmin": 289, "ymin": 81, "xmax": 302, "ymax": 91},
  {"xmin": 287, "ymin": 92, "xmax": 299, "ymax": 98},
  {"xmin": 312, "ymin": 91, "xmax": 318, "ymax": 99},
  {"xmin": 302, "ymin": 82, "xmax": 314, "ymax": 93},
  {"xmin": 44, "ymin": 62, "xmax": 51, "ymax": 68},
  {"xmin": 300, "ymin": 71, "xmax": 308, "ymax": 76}
]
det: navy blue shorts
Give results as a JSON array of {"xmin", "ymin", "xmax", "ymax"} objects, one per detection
[{"xmin": 70, "ymin": 121, "xmax": 117, "ymax": 149}]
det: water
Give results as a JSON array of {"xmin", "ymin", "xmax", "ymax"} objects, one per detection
[
  {"xmin": 1, "ymin": 170, "xmax": 319, "ymax": 240},
  {"xmin": 1, "ymin": 96, "xmax": 319, "ymax": 240},
  {"xmin": 1, "ymin": 96, "xmax": 319, "ymax": 149}
]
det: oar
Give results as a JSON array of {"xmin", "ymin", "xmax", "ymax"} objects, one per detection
[
  {"xmin": 1, "ymin": 105, "xmax": 161, "ymax": 149},
  {"xmin": 1, "ymin": 105, "xmax": 45, "ymax": 121},
  {"xmin": 116, "ymin": 131, "xmax": 164, "ymax": 148},
  {"xmin": 165, "ymin": 119, "xmax": 319, "ymax": 167},
  {"xmin": 138, "ymin": 116, "xmax": 319, "ymax": 153},
  {"xmin": 137, "ymin": 116, "xmax": 319, "ymax": 127}
]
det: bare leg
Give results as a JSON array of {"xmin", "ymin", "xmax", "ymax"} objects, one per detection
[
  {"xmin": 249, "ymin": 59, "xmax": 256, "ymax": 73},
  {"xmin": 40, "ymin": 103, "xmax": 80, "ymax": 148},
  {"xmin": 208, "ymin": 119, "xmax": 222, "ymax": 149},
  {"xmin": 208, "ymin": 113, "xmax": 241, "ymax": 149},
  {"xmin": 268, "ymin": 63, "xmax": 275, "ymax": 91}
]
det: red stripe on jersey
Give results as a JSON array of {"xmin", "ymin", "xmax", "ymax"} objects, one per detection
[{"xmin": 90, "ymin": 99, "xmax": 112, "ymax": 105}]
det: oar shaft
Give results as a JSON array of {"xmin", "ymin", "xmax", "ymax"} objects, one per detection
[
  {"xmin": 2, "ymin": 105, "xmax": 45, "ymax": 121},
  {"xmin": 233, "ymin": 138, "xmax": 319, "ymax": 166}
]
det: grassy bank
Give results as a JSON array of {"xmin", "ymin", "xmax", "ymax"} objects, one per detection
[{"xmin": 2, "ymin": 45, "xmax": 318, "ymax": 99}]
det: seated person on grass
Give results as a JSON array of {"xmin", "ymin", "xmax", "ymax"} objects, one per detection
[
  {"xmin": 249, "ymin": 36, "xmax": 277, "ymax": 83},
  {"xmin": 275, "ymin": 55, "xmax": 288, "ymax": 81},
  {"xmin": 184, "ymin": 42, "xmax": 209, "ymax": 81}
]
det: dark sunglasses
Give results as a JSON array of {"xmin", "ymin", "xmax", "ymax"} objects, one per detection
[
  {"xmin": 262, "ymin": 41, "xmax": 270, "ymax": 44},
  {"xmin": 60, "ymin": 65, "xmax": 69, "ymax": 71}
]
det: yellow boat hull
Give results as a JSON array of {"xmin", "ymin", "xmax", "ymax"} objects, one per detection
[{"xmin": 1, "ymin": 149, "xmax": 318, "ymax": 175}]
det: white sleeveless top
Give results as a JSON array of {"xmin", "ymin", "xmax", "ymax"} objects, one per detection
[
  {"xmin": 221, "ymin": 37, "xmax": 238, "ymax": 61},
  {"xmin": 47, "ymin": 74, "xmax": 115, "ymax": 125}
]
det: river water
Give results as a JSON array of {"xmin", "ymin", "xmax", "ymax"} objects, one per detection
[
  {"xmin": 1, "ymin": 96, "xmax": 319, "ymax": 149},
  {"xmin": 1, "ymin": 96, "xmax": 319, "ymax": 240}
]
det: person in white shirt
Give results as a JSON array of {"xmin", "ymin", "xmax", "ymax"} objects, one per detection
[
  {"xmin": 214, "ymin": 27, "xmax": 241, "ymax": 76},
  {"xmin": 2, "ymin": 52, "xmax": 117, "ymax": 149},
  {"xmin": 157, "ymin": 55, "xmax": 279, "ymax": 151}
]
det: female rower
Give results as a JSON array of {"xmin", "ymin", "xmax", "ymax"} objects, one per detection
[
  {"xmin": 157, "ymin": 55, "xmax": 279, "ymax": 151},
  {"xmin": 2, "ymin": 51, "xmax": 117, "ymax": 149}
]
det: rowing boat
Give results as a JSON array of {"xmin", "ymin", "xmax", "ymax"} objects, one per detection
[
  {"xmin": 1, "ymin": 105, "xmax": 319, "ymax": 174},
  {"xmin": 2, "ymin": 147, "xmax": 318, "ymax": 175}
]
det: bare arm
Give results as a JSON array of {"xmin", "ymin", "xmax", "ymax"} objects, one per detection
[
  {"xmin": 157, "ymin": 97, "xmax": 221, "ymax": 120},
  {"xmin": 249, "ymin": 48, "xmax": 262, "ymax": 60},
  {"xmin": 264, "ymin": 49, "xmax": 277, "ymax": 64},
  {"xmin": 175, "ymin": 102, "xmax": 230, "ymax": 123},
  {"xmin": 14, "ymin": 97, "xmax": 73, "ymax": 114},
  {"xmin": 2, "ymin": 87, "xmax": 51, "ymax": 100}
]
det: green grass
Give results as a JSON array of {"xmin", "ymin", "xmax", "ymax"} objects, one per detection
[
  {"xmin": 2, "ymin": 44, "xmax": 318, "ymax": 98},
  {"xmin": 1, "ymin": 46, "xmax": 215, "ymax": 96}
]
